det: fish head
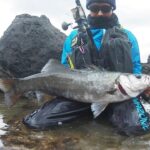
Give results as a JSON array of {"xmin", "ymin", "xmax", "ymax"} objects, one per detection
[{"xmin": 117, "ymin": 74, "xmax": 150, "ymax": 98}]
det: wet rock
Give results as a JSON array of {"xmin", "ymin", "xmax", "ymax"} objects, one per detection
[
  {"xmin": 0, "ymin": 14, "xmax": 66, "ymax": 78},
  {"xmin": 1, "ymin": 117, "xmax": 80, "ymax": 150},
  {"xmin": 0, "ymin": 65, "xmax": 14, "ymax": 78}
]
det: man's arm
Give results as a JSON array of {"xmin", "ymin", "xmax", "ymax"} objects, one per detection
[{"xmin": 124, "ymin": 29, "xmax": 142, "ymax": 75}]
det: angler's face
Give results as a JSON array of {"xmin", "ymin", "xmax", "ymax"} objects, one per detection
[{"xmin": 89, "ymin": 3, "xmax": 113, "ymax": 17}]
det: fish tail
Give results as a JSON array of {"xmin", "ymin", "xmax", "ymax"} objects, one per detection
[
  {"xmin": 91, "ymin": 103, "xmax": 108, "ymax": 118},
  {"xmin": 0, "ymin": 78, "xmax": 20, "ymax": 107}
]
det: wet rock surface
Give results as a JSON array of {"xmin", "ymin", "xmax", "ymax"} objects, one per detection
[
  {"xmin": 0, "ymin": 14, "xmax": 66, "ymax": 78},
  {"xmin": 1, "ymin": 96, "xmax": 150, "ymax": 150},
  {"xmin": 1, "ymin": 120, "xmax": 79, "ymax": 150},
  {"xmin": 0, "ymin": 97, "xmax": 88, "ymax": 150}
]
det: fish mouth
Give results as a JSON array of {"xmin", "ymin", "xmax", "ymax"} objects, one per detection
[
  {"xmin": 114, "ymin": 78, "xmax": 128, "ymax": 97},
  {"xmin": 117, "ymin": 83, "xmax": 128, "ymax": 96}
]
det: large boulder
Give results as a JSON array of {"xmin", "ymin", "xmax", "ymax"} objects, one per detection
[{"xmin": 0, "ymin": 14, "xmax": 66, "ymax": 77}]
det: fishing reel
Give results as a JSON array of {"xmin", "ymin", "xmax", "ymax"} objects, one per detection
[{"xmin": 62, "ymin": 0, "xmax": 88, "ymax": 31}]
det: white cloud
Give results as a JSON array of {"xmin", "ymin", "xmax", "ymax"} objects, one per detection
[
  {"xmin": 115, "ymin": 0, "xmax": 150, "ymax": 62},
  {"xmin": 0, "ymin": 0, "xmax": 149, "ymax": 62},
  {"xmin": 0, "ymin": 1, "xmax": 15, "ymax": 36}
]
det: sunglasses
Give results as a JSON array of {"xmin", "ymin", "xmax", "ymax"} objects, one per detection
[{"xmin": 89, "ymin": 5, "xmax": 112, "ymax": 13}]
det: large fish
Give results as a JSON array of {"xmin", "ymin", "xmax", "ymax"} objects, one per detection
[{"xmin": 0, "ymin": 59, "xmax": 150, "ymax": 117}]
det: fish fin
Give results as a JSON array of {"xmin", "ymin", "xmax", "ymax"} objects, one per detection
[
  {"xmin": 0, "ymin": 78, "xmax": 20, "ymax": 107},
  {"xmin": 42, "ymin": 59, "xmax": 106, "ymax": 74},
  {"xmin": 107, "ymin": 89, "xmax": 117, "ymax": 95},
  {"xmin": 82, "ymin": 65, "xmax": 106, "ymax": 72},
  {"xmin": 41, "ymin": 59, "xmax": 69, "ymax": 73},
  {"xmin": 91, "ymin": 103, "xmax": 108, "ymax": 118}
]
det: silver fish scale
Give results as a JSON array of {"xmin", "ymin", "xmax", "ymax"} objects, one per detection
[{"xmin": 9, "ymin": 60, "xmax": 149, "ymax": 105}]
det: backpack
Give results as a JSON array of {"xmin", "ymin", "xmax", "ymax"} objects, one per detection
[
  {"xmin": 69, "ymin": 26, "xmax": 133, "ymax": 72},
  {"xmin": 69, "ymin": 32, "xmax": 99, "ymax": 69},
  {"xmin": 99, "ymin": 26, "xmax": 133, "ymax": 73}
]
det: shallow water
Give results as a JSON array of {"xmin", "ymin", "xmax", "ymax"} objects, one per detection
[{"xmin": 0, "ymin": 94, "xmax": 150, "ymax": 150}]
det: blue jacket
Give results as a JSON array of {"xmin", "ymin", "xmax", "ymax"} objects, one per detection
[{"xmin": 61, "ymin": 28, "xmax": 142, "ymax": 74}]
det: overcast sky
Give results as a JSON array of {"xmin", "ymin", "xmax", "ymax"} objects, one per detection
[{"xmin": 0, "ymin": 0, "xmax": 149, "ymax": 62}]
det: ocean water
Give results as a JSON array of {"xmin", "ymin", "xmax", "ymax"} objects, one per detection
[{"xmin": 0, "ymin": 93, "xmax": 150, "ymax": 150}]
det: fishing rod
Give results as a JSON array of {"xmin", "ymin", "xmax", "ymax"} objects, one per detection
[
  {"xmin": 62, "ymin": 0, "xmax": 99, "ymax": 65},
  {"xmin": 72, "ymin": 0, "xmax": 89, "ymax": 32},
  {"xmin": 62, "ymin": 0, "xmax": 88, "ymax": 31}
]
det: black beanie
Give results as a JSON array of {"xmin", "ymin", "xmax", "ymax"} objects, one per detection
[{"xmin": 86, "ymin": 0, "xmax": 116, "ymax": 10}]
